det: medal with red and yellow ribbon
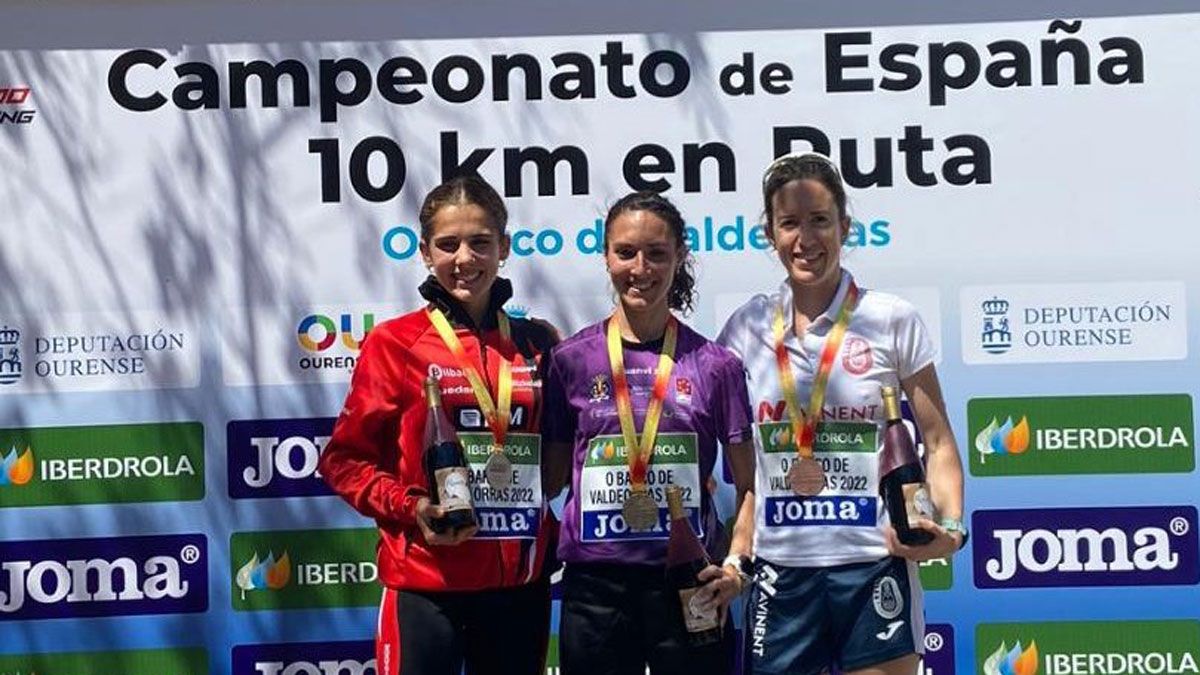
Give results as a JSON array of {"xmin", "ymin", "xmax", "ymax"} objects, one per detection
[
  {"xmin": 606, "ymin": 315, "xmax": 678, "ymax": 532},
  {"xmin": 772, "ymin": 282, "xmax": 860, "ymax": 496},
  {"xmin": 428, "ymin": 308, "xmax": 516, "ymax": 488}
]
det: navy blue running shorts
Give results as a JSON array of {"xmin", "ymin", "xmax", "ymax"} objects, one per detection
[{"xmin": 743, "ymin": 556, "xmax": 924, "ymax": 675}]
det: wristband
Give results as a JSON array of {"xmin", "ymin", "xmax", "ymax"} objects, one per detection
[
  {"xmin": 722, "ymin": 554, "xmax": 753, "ymax": 592},
  {"xmin": 939, "ymin": 517, "xmax": 969, "ymax": 550}
]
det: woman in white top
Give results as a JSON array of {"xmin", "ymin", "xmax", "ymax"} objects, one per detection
[{"xmin": 717, "ymin": 153, "xmax": 965, "ymax": 675}]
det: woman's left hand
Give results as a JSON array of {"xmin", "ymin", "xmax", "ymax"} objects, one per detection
[
  {"xmin": 884, "ymin": 519, "xmax": 962, "ymax": 562},
  {"xmin": 694, "ymin": 564, "xmax": 743, "ymax": 623}
]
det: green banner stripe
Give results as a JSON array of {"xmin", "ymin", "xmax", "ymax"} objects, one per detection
[
  {"xmin": 584, "ymin": 433, "xmax": 698, "ymax": 466},
  {"xmin": 968, "ymin": 394, "xmax": 1194, "ymax": 476},
  {"xmin": 976, "ymin": 620, "xmax": 1200, "ymax": 673},
  {"xmin": 230, "ymin": 527, "xmax": 380, "ymax": 610},
  {"xmin": 0, "ymin": 647, "xmax": 207, "ymax": 674},
  {"xmin": 0, "ymin": 422, "xmax": 204, "ymax": 507},
  {"xmin": 459, "ymin": 433, "xmax": 541, "ymax": 465},
  {"xmin": 918, "ymin": 558, "xmax": 953, "ymax": 590},
  {"xmin": 758, "ymin": 421, "xmax": 876, "ymax": 454}
]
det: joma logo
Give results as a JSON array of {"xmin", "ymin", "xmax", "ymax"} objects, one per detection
[
  {"xmin": 0, "ymin": 534, "xmax": 207, "ymax": 619},
  {"xmin": 973, "ymin": 507, "xmax": 1199, "ymax": 588},
  {"xmin": 986, "ymin": 526, "xmax": 1179, "ymax": 581}
]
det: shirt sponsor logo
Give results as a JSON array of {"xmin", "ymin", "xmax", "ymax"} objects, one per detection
[
  {"xmin": 973, "ymin": 506, "xmax": 1199, "ymax": 588},
  {"xmin": 0, "ymin": 534, "xmax": 207, "ymax": 620},
  {"xmin": 227, "ymin": 417, "xmax": 336, "ymax": 499},
  {"xmin": 232, "ymin": 640, "xmax": 375, "ymax": 675},
  {"xmin": 764, "ymin": 495, "xmax": 874, "ymax": 527},
  {"xmin": 580, "ymin": 433, "xmax": 700, "ymax": 542},
  {"xmin": 976, "ymin": 620, "xmax": 1200, "ymax": 675},
  {"xmin": 456, "ymin": 405, "xmax": 527, "ymax": 430},
  {"xmin": 0, "ymin": 647, "xmax": 207, "ymax": 674},
  {"xmin": 0, "ymin": 312, "xmax": 200, "ymax": 394},
  {"xmin": 841, "ymin": 335, "xmax": 874, "ymax": 375},
  {"xmin": 231, "ymin": 528, "xmax": 379, "ymax": 610},
  {"xmin": 0, "ymin": 423, "xmax": 204, "ymax": 508},
  {"xmin": 961, "ymin": 282, "xmax": 1187, "ymax": 365},
  {"xmin": 428, "ymin": 363, "xmax": 464, "ymax": 380},
  {"xmin": 459, "ymin": 432, "xmax": 542, "ymax": 539},
  {"xmin": 969, "ymin": 395, "xmax": 1194, "ymax": 476}
]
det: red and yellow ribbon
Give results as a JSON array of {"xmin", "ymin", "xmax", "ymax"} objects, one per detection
[
  {"xmin": 772, "ymin": 282, "xmax": 860, "ymax": 458},
  {"xmin": 606, "ymin": 315, "xmax": 678, "ymax": 488},
  {"xmin": 428, "ymin": 308, "xmax": 513, "ymax": 451}
]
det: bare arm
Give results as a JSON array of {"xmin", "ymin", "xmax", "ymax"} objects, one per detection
[
  {"xmin": 886, "ymin": 363, "xmax": 965, "ymax": 560},
  {"xmin": 905, "ymin": 364, "xmax": 963, "ymax": 524}
]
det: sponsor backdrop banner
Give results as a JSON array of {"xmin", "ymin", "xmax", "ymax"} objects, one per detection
[{"xmin": 1, "ymin": 4, "xmax": 1198, "ymax": 674}]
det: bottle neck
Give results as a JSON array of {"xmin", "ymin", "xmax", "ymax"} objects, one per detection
[
  {"xmin": 666, "ymin": 489, "xmax": 686, "ymax": 520},
  {"xmin": 882, "ymin": 388, "xmax": 901, "ymax": 422}
]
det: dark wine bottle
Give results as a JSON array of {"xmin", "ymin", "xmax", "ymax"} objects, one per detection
[
  {"xmin": 879, "ymin": 385, "xmax": 935, "ymax": 545},
  {"xmin": 422, "ymin": 377, "xmax": 476, "ymax": 534},
  {"xmin": 665, "ymin": 485, "xmax": 722, "ymax": 646}
]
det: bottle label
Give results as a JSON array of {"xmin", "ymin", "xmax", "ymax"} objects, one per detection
[
  {"xmin": 457, "ymin": 432, "xmax": 543, "ymax": 540},
  {"xmin": 903, "ymin": 482, "xmax": 935, "ymax": 522},
  {"xmin": 758, "ymin": 420, "xmax": 880, "ymax": 529},
  {"xmin": 435, "ymin": 466, "xmax": 472, "ymax": 511},
  {"xmin": 678, "ymin": 587, "xmax": 720, "ymax": 633},
  {"xmin": 579, "ymin": 432, "xmax": 702, "ymax": 543}
]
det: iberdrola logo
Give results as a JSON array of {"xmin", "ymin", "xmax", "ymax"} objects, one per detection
[
  {"xmin": 975, "ymin": 417, "xmax": 1030, "ymax": 464},
  {"xmin": 0, "ymin": 445, "xmax": 34, "ymax": 486},
  {"xmin": 768, "ymin": 426, "xmax": 792, "ymax": 451},
  {"xmin": 984, "ymin": 640, "xmax": 1038, "ymax": 675},
  {"xmin": 590, "ymin": 441, "xmax": 618, "ymax": 462},
  {"xmin": 235, "ymin": 551, "xmax": 291, "ymax": 599}
]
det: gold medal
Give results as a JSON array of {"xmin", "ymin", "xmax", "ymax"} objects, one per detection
[
  {"xmin": 484, "ymin": 451, "xmax": 513, "ymax": 488},
  {"xmin": 622, "ymin": 489, "xmax": 660, "ymax": 531},
  {"xmin": 787, "ymin": 457, "xmax": 827, "ymax": 497}
]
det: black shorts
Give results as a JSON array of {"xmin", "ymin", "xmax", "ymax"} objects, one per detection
[
  {"xmin": 376, "ymin": 580, "xmax": 551, "ymax": 675},
  {"xmin": 744, "ymin": 556, "xmax": 924, "ymax": 675},
  {"xmin": 559, "ymin": 562, "xmax": 735, "ymax": 675}
]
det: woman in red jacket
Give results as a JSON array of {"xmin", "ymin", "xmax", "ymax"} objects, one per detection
[{"xmin": 319, "ymin": 174, "xmax": 559, "ymax": 675}]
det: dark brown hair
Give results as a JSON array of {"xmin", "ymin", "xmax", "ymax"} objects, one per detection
[
  {"xmin": 418, "ymin": 174, "xmax": 508, "ymax": 242},
  {"xmin": 604, "ymin": 191, "xmax": 696, "ymax": 315}
]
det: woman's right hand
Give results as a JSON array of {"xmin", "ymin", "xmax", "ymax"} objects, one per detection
[{"xmin": 414, "ymin": 497, "xmax": 478, "ymax": 545}]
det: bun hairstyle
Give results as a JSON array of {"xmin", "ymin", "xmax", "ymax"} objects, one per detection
[
  {"xmin": 760, "ymin": 152, "xmax": 848, "ymax": 225},
  {"xmin": 603, "ymin": 191, "xmax": 697, "ymax": 315},
  {"xmin": 418, "ymin": 174, "xmax": 508, "ymax": 242}
]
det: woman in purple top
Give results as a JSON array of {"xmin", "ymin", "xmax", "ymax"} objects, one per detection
[{"xmin": 542, "ymin": 192, "xmax": 756, "ymax": 675}]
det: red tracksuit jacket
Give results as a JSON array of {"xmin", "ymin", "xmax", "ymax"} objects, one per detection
[{"xmin": 319, "ymin": 278, "xmax": 557, "ymax": 591}]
